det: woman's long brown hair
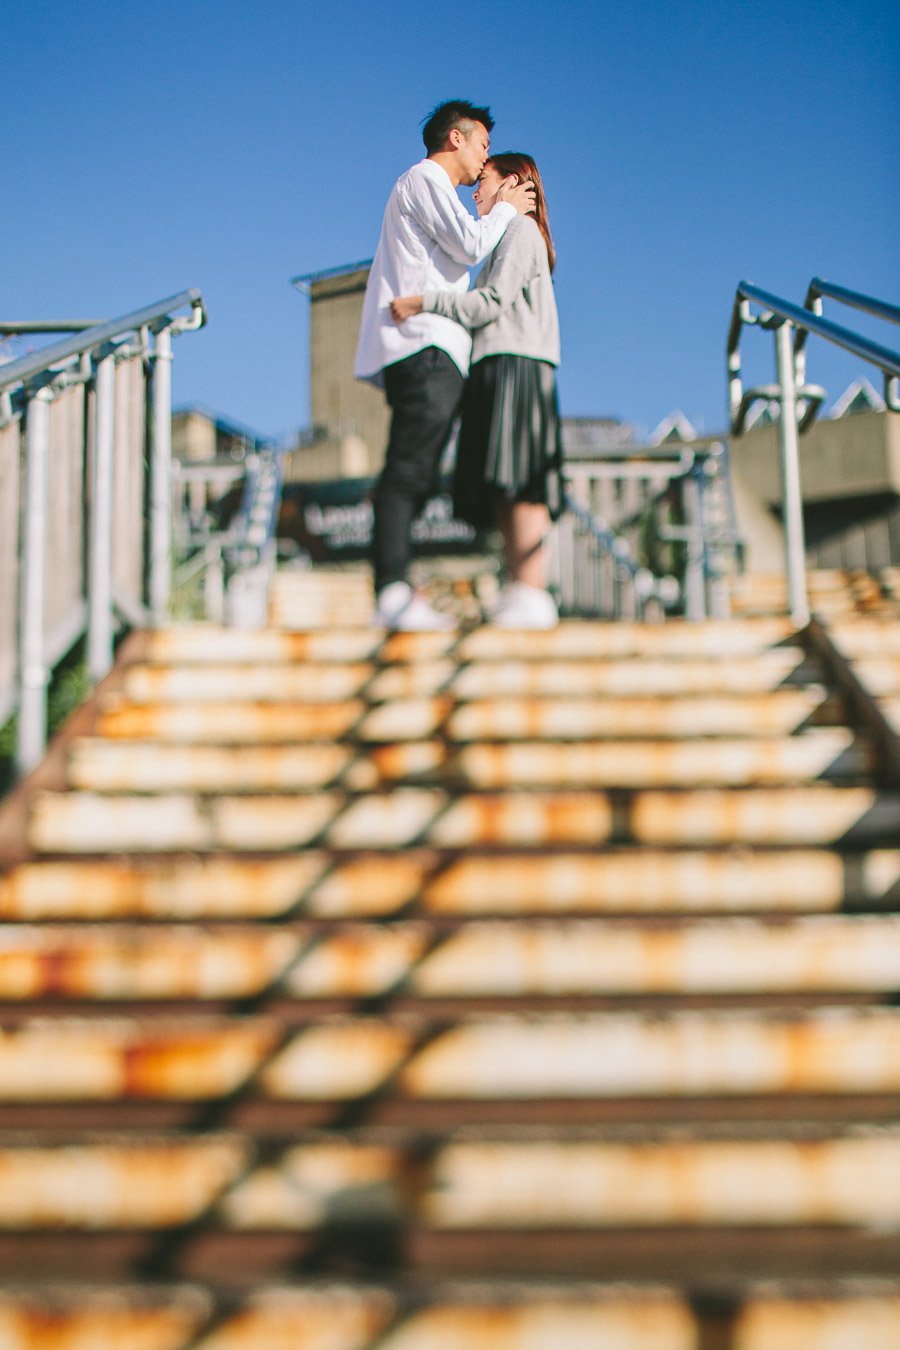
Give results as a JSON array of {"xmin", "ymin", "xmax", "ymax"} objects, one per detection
[{"xmin": 486, "ymin": 152, "xmax": 555, "ymax": 273}]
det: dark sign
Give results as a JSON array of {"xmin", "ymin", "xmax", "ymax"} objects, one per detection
[{"xmin": 279, "ymin": 478, "xmax": 484, "ymax": 563}]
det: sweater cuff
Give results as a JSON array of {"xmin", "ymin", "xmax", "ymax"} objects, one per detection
[{"xmin": 421, "ymin": 292, "xmax": 443, "ymax": 315}]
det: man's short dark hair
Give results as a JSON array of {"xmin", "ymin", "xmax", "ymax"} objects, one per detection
[{"xmin": 422, "ymin": 100, "xmax": 493, "ymax": 154}]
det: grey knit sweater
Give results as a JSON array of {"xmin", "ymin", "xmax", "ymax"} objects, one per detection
[{"xmin": 421, "ymin": 215, "xmax": 560, "ymax": 367}]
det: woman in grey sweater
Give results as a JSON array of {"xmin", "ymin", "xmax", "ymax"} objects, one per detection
[{"xmin": 390, "ymin": 152, "xmax": 561, "ymax": 628}]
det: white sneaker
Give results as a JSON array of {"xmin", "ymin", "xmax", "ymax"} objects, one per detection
[
  {"xmin": 490, "ymin": 582, "xmax": 558, "ymax": 629},
  {"xmin": 373, "ymin": 581, "xmax": 455, "ymax": 631}
]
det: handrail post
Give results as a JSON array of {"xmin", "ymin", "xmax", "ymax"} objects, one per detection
[
  {"xmin": 88, "ymin": 350, "xmax": 116, "ymax": 681},
  {"xmin": 774, "ymin": 320, "xmax": 810, "ymax": 626},
  {"xmin": 149, "ymin": 326, "xmax": 173, "ymax": 623},
  {"xmin": 16, "ymin": 387, "xmax": 52, "ymax": 775},
  {"xmin": 682, "ymin": 471, "xmax": 707, "ymax": 621}
]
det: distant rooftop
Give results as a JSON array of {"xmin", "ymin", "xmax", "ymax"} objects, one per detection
[{"xmin": 291, "ymin": 261, "xmax": 373, "ymax": 294}]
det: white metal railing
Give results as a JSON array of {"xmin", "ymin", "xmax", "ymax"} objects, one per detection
[
  {"xmin": 728, "ymin": 278, "xmax": 900, "ymax": 625},
  {"xmin": 0, "ymin": 289, "xmax": 205, "ymax": 775},
  {"xmin": 171, "ymin": 445, "xmax": 285, "ymax": 627},
  {"xmin": 553, "ymin": 444, "xmax": 739, "ymax": 621}
]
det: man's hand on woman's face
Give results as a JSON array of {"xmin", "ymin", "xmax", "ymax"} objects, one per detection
[
  {"xmin": 389, "ymin": 295, "xmax": 424, "ymax": 323},
  {"xmin": 497, "ymin": 176, "xmax": 536, "ymax": 215}
]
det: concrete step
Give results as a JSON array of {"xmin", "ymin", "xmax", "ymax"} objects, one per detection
[
  {"xmin": 5, "ymin": 1008, "xmax": 900, "ymax": 1104},
  {"xmin": 146, "ymin": 626, "xmax": 383, "ymax": 664},
  {"xmin": 94, "ymin": 686, "xmax": 838, "ymax": 743},
  {"xmin": 0, "ymin": 1136, "xmax": 248, "ymax": 1228},
  {"xmin": 4, "ymin": 915, "xmax": 900, "ymax": 1003},
  {"xmin": 2, "ymin": 1131, "xmax": 899, "ymax": 1233},
  {"xmin": 26, "ymin": 784, "xmax": 900, "ymax": 853},
  {"xmin": 457, "ymin": 618, "xmax": 796, "ymax": 661},
  {"xmin": 374, "ymin": 648, "xmax": 814, "ymax": 699},
  {"xmin": 362, "ymin": 689, "xmax": 837, "ymax": 740},
  {"xmin": 418, "ymin": 1135, "xmax": 900, "ymax": 1232},
  {"xmin": 0, "ymin": 856, "xmax": 326, "ymax": 919},
  {"xmin": 394, "ymin": 1007, "xmax": 900, "ymax": 1100},
  {"xmin": 144, "ymin": 619, "xmax": 800, "ymax": 666},
  {"xmin": 110, "ymin": 661, "xmax": 822, "ymax": 710},
  {"xmin": 828, "ymin": 620, "xmax": 900, "ymax": 659},
  {"xmin": 0, "ymin": 1290, "xmax": 210, "ymax": 1350},
  {"xmin": 0, "ymin": 1018, "xmax": 279, "ymax": 1099},
  {"xmin": 1, "ymin": 1286, "xmax": 898, "ymax": 1350},
  {"xmin": 120, "ymin": 663, "xmax": 374, "ymax": 703},
  {"xmin": 0, "ymin": 926, "xmax": 300, "ymax": 998},
  {"xmin": 400, "ymin": 913, "xmax": 900, "ymax": 997},
  {"xmin": 420, "ymin": 848, "xmax": 900, "ymax": 917},
  {"xmin": 65, "ymin": 729, "xmax": 868, "ymax": 792},
  {"xmin": 6, "ymin": 847, "xmax": 900, "ymax": 920},
  {"xmin": 95, "ymin": 700, "xmax": 365, "ymax": 742}
]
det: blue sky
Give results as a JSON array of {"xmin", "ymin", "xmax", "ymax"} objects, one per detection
[{"xmin": 5, "ymin": 0, "xmax": 898, "ymax": 441}]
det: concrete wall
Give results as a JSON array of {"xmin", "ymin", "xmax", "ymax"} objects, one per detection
[
  {"xmin": 730, "ymin": 410, "xmax": 900, "ymax": 505},
  {"xmin": 172, "ymin": 411, "xmax": 217, "ymax": 464},
  {"xmin": 729, "ymin": 410, "xmax": 900, "ymax": 572},
  {"xmin": 286, "ymin": 268, "xmax": 389, "ymax": 484}
]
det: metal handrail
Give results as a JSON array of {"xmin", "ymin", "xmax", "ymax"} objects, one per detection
[
  {"xmin": 805, "ymin": 277, "xmax": 900, "ymax": 329},
  {"xmin": 729, "ymin": 282, "xmax": 900, "ymax": 424},
  {"xmin": 0, "ymin": 320, "xmax": 104, "ymax": 335},
  {"xmin": 2, "ymin": 288, "xmax": 206, "ymax": 777},
  {"xmin": 727, "ymin": 277, "xmax": 900, "ymax": 625},
  {"xmin": 0, "ymin": 288, "xmax": 205, "ymax": 392},
  {"xmin": 562, "ymin": 488, "xmax": 680, "ymax": 612}
]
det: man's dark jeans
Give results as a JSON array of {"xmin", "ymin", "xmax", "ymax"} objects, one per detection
[{"xmin": 372, "ymin": 346, "xmax": 463, "ymax": 592}]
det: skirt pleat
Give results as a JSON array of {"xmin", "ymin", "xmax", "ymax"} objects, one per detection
[{"xmin": 453, "ymin": 354, "xmax": 563, "ymax": 528}]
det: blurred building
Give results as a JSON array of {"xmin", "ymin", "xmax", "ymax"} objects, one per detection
[
  {"xmin": 729, "ymin": 378, "xmax": 900, "ymax": 572},
  {"xmin": 171, "ymin": 407, "xmax": 266, "ymax": 545},
  {"xmin": 288, "ymin": 263, "xmax": 389, "ymax": 482}
]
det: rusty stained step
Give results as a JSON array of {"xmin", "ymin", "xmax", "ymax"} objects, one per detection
[
  {"xmin": 416, "ymin": 848, "xmax": 900, "ymax": 918},
  {"xmin": 5, "ymin": 847, "xmax": 900, "ymax": 924},
  {"xmin": 10, "ymin": 1007, "xmax": 900, "ymax": 1105},
  {"xmin": 440, "ymin": 648, "xmax": 815, "ymax": 700},
  {"xmin": 0, "ymin": 926, "xmax": 302, "ymax": 999},
  {"xmin": 443, "ymin": 731, "xmax": 868, "ymax": 789},
  {"xmin": 355, "ymin": 690, "xmax": 838, "ymax": 741},
  {"xmin": 6, "ymin": 1131, "xmax": 900, "ymax": 1233},
  {"xmin": 394, "ymin": 1008, "xmax": 900, "ymax": 1101},
  {"xmin": 0, "ymin": 855, "xmax": 326, "ymax": 920},
  {"xmin": 373, "ymin": 913, "xmax": 900, "ymax": 999},
  {"xmin": 24, "ymin": 785, "xmax": 900, "ymax": 854},
  {"xmin": 96, "ymin": 699, "xmax": 366, "ymax": 742},
  {"xmin": 441, "ymin": 688, "xmax": 840, "ymax": 740},
  {"xmin": 63, "ymin": 728, "xmax": 869, "ymax": 793},
  {"xmin": 119, "ymin": 664, "xmax": 375, "ymax": 704},
  {"xmin": 5, "ymin": 912, "xmax": 885, "ymax": 1003},
  {"xmin": 826, "ymin": 620, "xmax": 900, "ymax": 661},
  {"xmin": 0, "ymin": 1287, "xmax": 211, "ymax": 1350},
  {"xmin": 2, "ymin": 1286, "xmax": 900, "ymax": 1350},
  {"xmin": 91, "ymin": 686, "xmax": 839, "ymax": 745},
  {"xmin": 144, "ymin": 627, "xmax": 455, "ymax": 666},
  {"xmin": 0, "ymin": 1135, "xmax": 248, "ymax": 1228},
  {"xmin": 209, "ymin": 1132, "xmax": 900, "ymax": 1232},
  {"xmin": 0, "ymin": 1017, "xmax": 280, "ymax": 1099},
  {"xmin": 368, "ymin": 651, "xmax": 817, "ymax": 702},
  {"xmin": 141, "ymin": 618, "xmax": 795, "ymax": 668}
]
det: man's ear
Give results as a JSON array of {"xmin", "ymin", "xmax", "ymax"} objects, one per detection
[{"xmin": 446, "ymin": 127, "xmax": 463, "ymax": 151}]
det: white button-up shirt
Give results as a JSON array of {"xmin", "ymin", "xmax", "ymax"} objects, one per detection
[{"xmin": 354, "ymin": 159, "xmax": 516, "ymax": 387}]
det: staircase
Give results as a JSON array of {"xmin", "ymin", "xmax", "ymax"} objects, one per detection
[{"xmin": 2, "ymin": 568, "xmax": 900, "ymax": 1348}]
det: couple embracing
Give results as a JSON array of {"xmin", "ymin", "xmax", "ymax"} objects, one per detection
[{"xmin": 355, "ymin": 99, "xmax": 562, "ymax": 631}]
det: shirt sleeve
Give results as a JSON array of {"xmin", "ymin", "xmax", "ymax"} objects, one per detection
[
  {"xmin": 402, "ymin": 169, "xmax": 516, "ymax": 265},
  {"xmin": 421, "ymin": 221, "xmax": 542, "ymax": 329}
]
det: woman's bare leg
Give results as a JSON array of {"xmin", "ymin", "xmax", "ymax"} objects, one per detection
[{"xmin": 496, "ymin": 501, "xmax": 550, "ymax": 588}]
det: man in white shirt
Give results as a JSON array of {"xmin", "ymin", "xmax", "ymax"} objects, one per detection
[{"xmin": 355, "ymin": 100, "xmax": 535, "ymax": 629}]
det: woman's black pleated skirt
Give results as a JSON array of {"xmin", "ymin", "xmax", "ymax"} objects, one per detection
[{"xmin": 453, "ymin": 353, "xmax": 563, "ymax": 528}]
